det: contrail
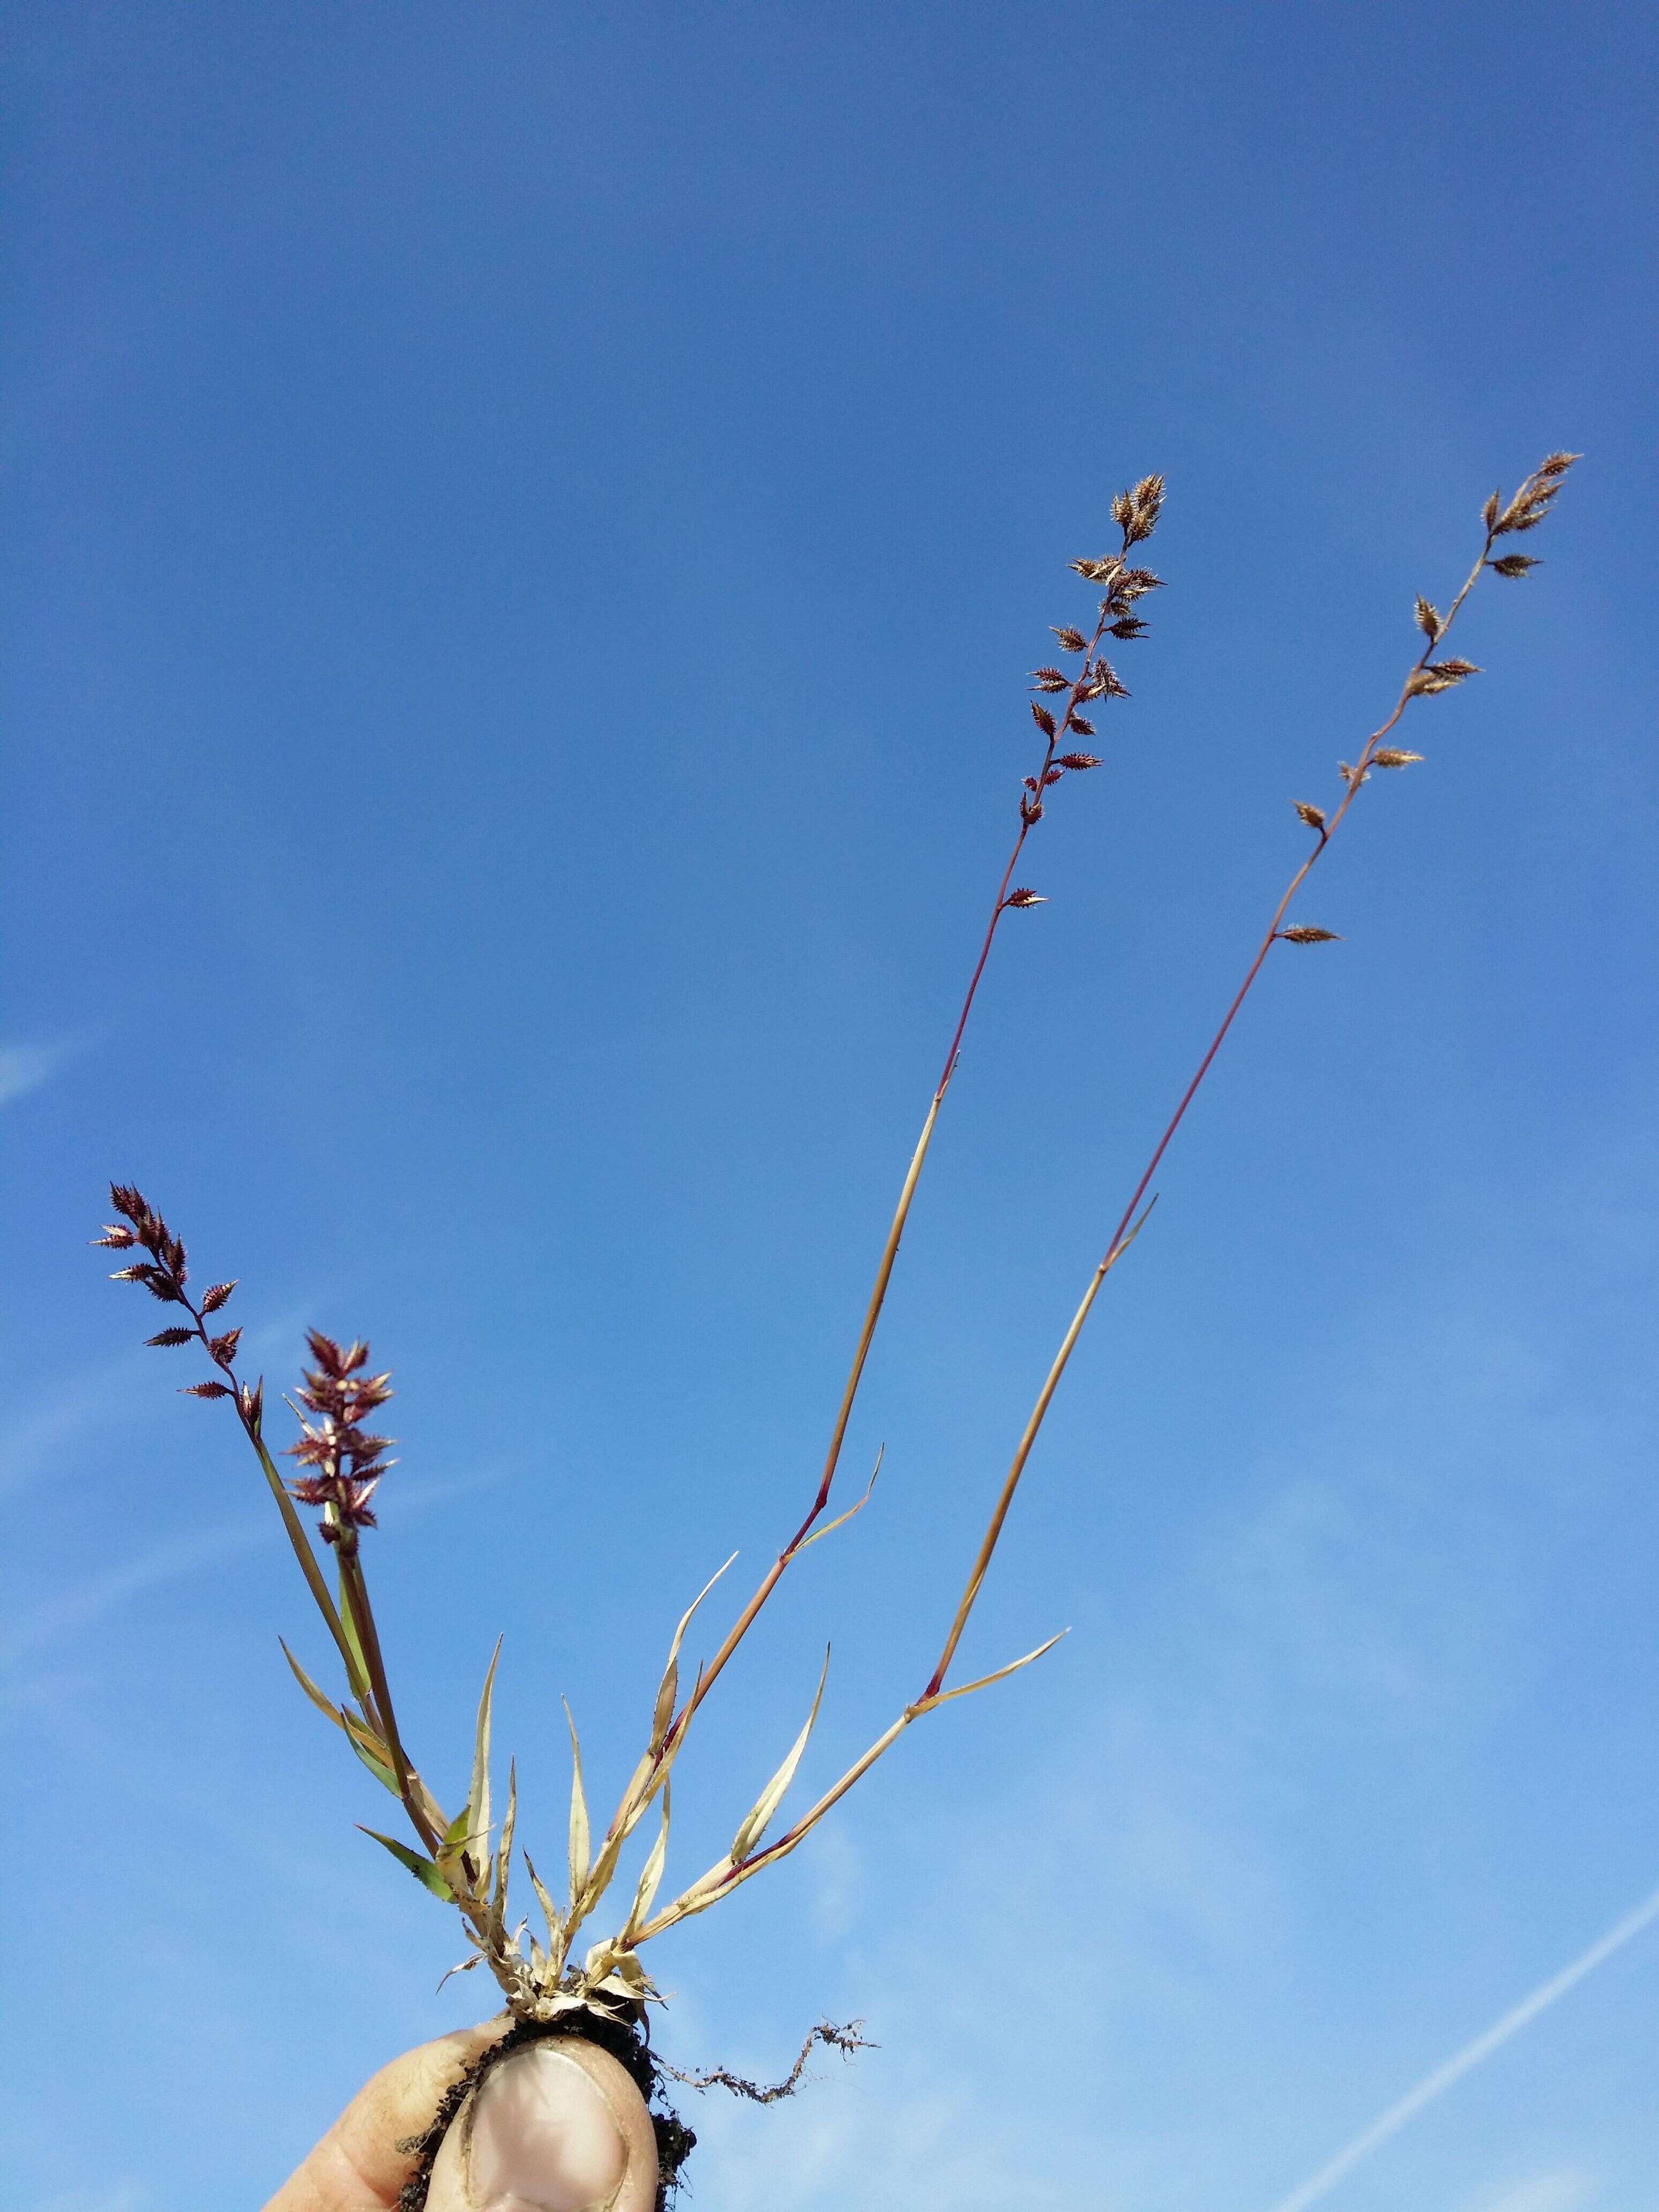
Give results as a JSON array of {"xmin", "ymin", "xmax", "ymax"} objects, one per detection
[{"xmin": 1267, "ymin": 1882, "xmax": 1659, "ymax": 2212}]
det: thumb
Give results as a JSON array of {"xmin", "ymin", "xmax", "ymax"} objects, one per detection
[
  {"xmin": 264, "ymin": 2016, "xmax": 513, "ymax": 2211},
  {"xmin": 424, "ymin": 2033, "xmax": 659, "ymax": 2212}
]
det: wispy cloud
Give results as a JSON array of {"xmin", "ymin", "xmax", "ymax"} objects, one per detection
[
  {"xmin": 1, "ymin": 1308, "xmax": 314, "ymax": 1499},
  {"xmin": 1, "ymin": 1461, "xmax": 505, "ymax": 1669},
  {"xmin": 1266, "ymin": 1888, "xmax": 1659, "ymax": 2212},
  {"xmin": 0, "ymin": 1513, "xmax": 272, "ymax": 1666},
  {"xmin": 1471, "ymin": 2173, "xmax": 1599, "ymax": 2212},
  {"xmin": 0, "ymin": 1036, "xmax": 79, "ymax": 1108}
]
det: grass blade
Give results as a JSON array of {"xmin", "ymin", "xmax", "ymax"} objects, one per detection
[
  {"xmin": 524, "ymin": 1848, "xmax": 565, "ymax": 1955},
  {"xmin": 342, "ymin": 1708, "xmax": 400, "ymax": 1793},
  {"xmin": 565, "ymin": 1698, "xmax": 591, "ymax": 1908},
  {"xmin": 730, "ymin": 1647, "xmax": 829, "ymax": 1864},
  {"xmin": 917, "ymin": 1630, "xmax": 1066, "ymax": 1710},
  {"xmin": 279, "ymin": 1637, "xmax": 347, "ymax": 1731},
  {"xmin": 622, "ymin": 1781, "xmax": 671, "ymax": 1941},
  {"xmin": 651, "ymin": 1554, "xmax": 736, "ymax": 1755},
  {"xmin": 797, "ymin": 1446, "xmax": 883, "ymax": 1551},
  {"xmin": 466, "ymin": 1637, "xmax": 502, "ymax": 1875},
  {"xmin": 359, "ymin": 1826, "xmax": 455, "ymax": 1903},
  {"xmin": 489, "ymin": 1758, "xmax": 518, "ymax": 1944}
]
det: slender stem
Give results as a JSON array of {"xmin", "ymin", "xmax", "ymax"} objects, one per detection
[
  {"xmin": 175, "ymin": 1295, "xmax": 443, "ymax": 1860},
  {"xmin": 665, "ymin": 1093, "xmax": 940, "ymax": 1748},
  {"xmin": 337, "ymin": 1542, "xmax": 440, "ymax": 1855},
  {"xmin": 639, "ymin": 597, "xmax": 1123, "ymax": 1790},
  {"xmin": 923, "ymin": 1222, "xmax": 1138, "ymax": 1699},
  {"xmin": 920, "ymin": 529, "xmax": 1496, "ymax": 1697},
  {"xmin": 174, "ymin": 1288, "xmax": 363, "ymax": 1691},
  {"xmin": 627, "ymin": 479, "xmax": 1563, "ymax": 1962},
  {"xmin": 931, "ymin": 601, "xmax": 1113, "ymax": 1099}
]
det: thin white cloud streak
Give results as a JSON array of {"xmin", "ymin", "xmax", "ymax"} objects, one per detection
[
  {"xmin": 1267, "ymin": 1886, "xmax": 1659, "ymax": 2212},
  {"xmin": 0, "ymin": 1310, "xmax": 311, "ymax": 1498},
  {"xmin": 0, "ymin": 1039, "xmax": 69, "ymax": 1108},
  {"xmin": 1, "ymin": 1465, "xmax": 504, "ymax": 1664},
  {"xmin": 1477, "ymin": 2174, "xmax": 1597, "ymax": 2212},
  {"xmin": 1, "ymin": 1515, "xmax": 271, "ymax": 1664}
]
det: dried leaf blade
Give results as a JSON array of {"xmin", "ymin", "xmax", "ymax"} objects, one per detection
[{"xmin": 731, "ymin": 1648, "xmax": 830, "ymax": 1865}]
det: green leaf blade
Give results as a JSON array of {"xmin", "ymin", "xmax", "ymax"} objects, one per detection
[{"xmin": 360, "ymin": 1827, "xmax": 455, "ymax": 1903}]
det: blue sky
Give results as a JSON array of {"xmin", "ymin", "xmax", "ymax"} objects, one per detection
[{"xmin": 2, "ymin": 4, "xmax": 1656, "ymax": 2208}]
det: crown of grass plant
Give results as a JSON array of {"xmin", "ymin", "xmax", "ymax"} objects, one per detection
[{"xmin": 100, "ymin": 453, "xmax": 1574, "ymax": 2028}]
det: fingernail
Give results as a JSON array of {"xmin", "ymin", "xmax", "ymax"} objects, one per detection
[{"xmin": 427, "ymin": 2037, "xmax": 657, "ymax": 2212}]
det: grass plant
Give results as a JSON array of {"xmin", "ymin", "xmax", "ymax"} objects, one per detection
[{"xmin": 99, "ymin": 452, "xmax": 1574, "ymax": 2053}]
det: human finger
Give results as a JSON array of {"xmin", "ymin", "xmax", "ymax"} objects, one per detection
[
  {"xmin": 423, "ymin": 2034, "xmax": 657, "ymax": 2212},
  {"xmin": 264, "ymin": 2016, "xmax": 512, "ymax": 2212}
]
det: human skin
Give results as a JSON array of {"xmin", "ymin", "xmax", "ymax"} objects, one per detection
[{"xmin": 263, "ymin": 2017, "xmax": 658, "ymax": 2212}]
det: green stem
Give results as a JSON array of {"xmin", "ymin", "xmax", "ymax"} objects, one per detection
[
  {"xmin": 242, "ymin": 1424, "xmax": 369, "ymax": 1699},
  {"xmin": 338, "ymin": 1544, "xmax": 438, "ymax": 1855}
]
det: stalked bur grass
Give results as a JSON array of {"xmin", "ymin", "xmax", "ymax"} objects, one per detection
[{"xmin": 101, "ymin": 456, "xmax": 1574, "ymax": 2035}]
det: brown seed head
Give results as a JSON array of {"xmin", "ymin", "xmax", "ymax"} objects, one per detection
[
  {"xmin": 1407, "ymin": 658, "xmax": 1481, "ymax": 697},
  {"xmin": 285, "ymin": 1330, "xmax": 397, "ymax": 1536}
]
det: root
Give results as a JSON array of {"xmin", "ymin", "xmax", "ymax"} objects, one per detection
[{"xmin": 657, "ymin": 2018, "xmax": 873, "ymax": 2104}]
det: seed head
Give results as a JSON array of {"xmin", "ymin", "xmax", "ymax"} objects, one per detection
[
  {"xmin": 285, "ymin": 1330, "xmax": 397, "ymax": 1539},
  {"xmin": 1113, "ymin": 474, "xmax": 1164, "ymax": 545},
  {"xmin": 1407, "ymin": 658, "xmax": 1481, "ymax": 697}
]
